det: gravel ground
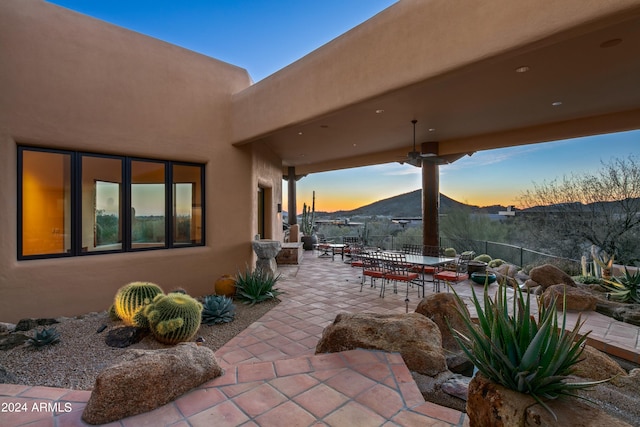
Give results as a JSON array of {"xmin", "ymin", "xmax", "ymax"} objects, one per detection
[{"xmin": 0, "ymin": 299, "xmax": 279, "ymax": 390}]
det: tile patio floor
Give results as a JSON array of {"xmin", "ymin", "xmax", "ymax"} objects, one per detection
[{"xmin": 1, "ymin": 251, "xmax": 639, "ymax": 426}]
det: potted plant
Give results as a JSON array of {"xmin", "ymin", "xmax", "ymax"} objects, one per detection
[
  {"xmin": 300, "ymin": 191, "xmax": 317, "ymax": 250},
  {"xmin": 448, "ymin": 282, "xmax": 607, "ymax": 424}
]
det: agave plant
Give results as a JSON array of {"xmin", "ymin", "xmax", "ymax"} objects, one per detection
[
  {"xmin": 448, "ymin": 282, "xmax": 607, "ymax": 419},
  {"xmin": 601, "ymin": 267, "xmax": 640, "ymax": 303},
  {"xmin": 28, "ymin": 326, "xmax": 61, "ymax": 348},
  {"xmin": 201, "ymin": 295, "xmax": 236, "ymax": 324},
  {"xmin": 234, "ymin": 267, "xmax": 282, "ymax": 306}
]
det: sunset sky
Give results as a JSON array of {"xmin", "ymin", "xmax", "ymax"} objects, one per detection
[{"xmin": 50, "ymin": 0, "xmax": 639, "ymax": 213}]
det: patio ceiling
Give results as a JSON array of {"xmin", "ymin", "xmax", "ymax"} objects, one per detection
[{"xmin": 231, "ymin": 0, "xmax": 640, "ymax": 175}]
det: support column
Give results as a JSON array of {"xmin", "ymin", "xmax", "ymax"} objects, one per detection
[
  {"xmin": 421, "ymin": 142, "xmax": 440, "ymax": 247},
  {"xmin": 287, "ymin": 167, "xmax": 297, "ymax": 225}
]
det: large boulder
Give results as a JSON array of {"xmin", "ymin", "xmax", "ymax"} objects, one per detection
[
  {"xmin": 541, "ymin": 284, "xmax": 598, "ymax": 311},
  {"xmin": 82, "ymin": 343, "xmax": 222, "ymax": 425},
  {"xmin": 415, "ymin": 293, "xmax": 466, "ymax": 352},
  {"xmin": 315, "ymin": 312, "xmax": 447, "ymax": 376},
  {"xmin": 572, "ymin": 345, "xmax": 626, "ymax": 382},
  {"xmin": 529, "ymin": 264, "xmax": 576, "ymax": 290}
]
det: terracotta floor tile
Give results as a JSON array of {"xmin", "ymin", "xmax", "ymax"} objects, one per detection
[
  {"xmin": 232, "ymin": 383, "xmax": 288, "ymax": 417},
  {"xmin": 187, "ymin": 401, "xmax": 249, "ymax": 427},
  {"xmin": 274, "ymin": 357, "xmax": 313, "ymax": 376},
  {"xmin": 323, "ymin": 401, "xmax": 387, "ymax": 427},
  {"xmin": 412, "ymin": 401, "xmax": 464, "ymax": 424},
  {"xmin": 392, "ymin": 409, "xmax": 453, "ymax": 427},
  {"xmin": 121, "ymin": 402, "xmax": 183, "ymax": 427},
  {"xmin": 220, "ymin": 381, "xmax": 265, "ymax": 398},
  {"xmin": 352, "ymin": 362, "xmax": 393, "ymax": 383},
  {"xmin": 243, "ymin": 341, "xmax": 275, "ymax": 356},
  {"xmin": 279, "ymin": 340, "xmax": 311, "ymax": 356},
  {"xmin": 0, "ymin": 384, "xmax": 31, "ymax": 396},
  {"xmin": 253, "ymin": 347, "xmax": 289, "ymax": 361},
  {"xmin": 203, "ymin": 366, "xmax": 237, "ymax": 387},
  {"xmin": 218, "ymin": 348, "xmax": 255, "ymax": 365},
  {"xmin": 237, "ymin": 361, "xmax": 276, "ymax": 383},
  {"xmin": 325, "ymin": 369, "xmax": 378, "ymax": 397},
  {"xmin": 293, "ymin": 383, "xmax": 349, "ymax": 418},
  {"xmin": 310, "ymin": 367, "xmax": 345, "ymax": 382},
  {"xmin": 270, "ymin": 373, "xmax": 319, "ymax": 398},
  {"xmin": 398, "ymin": 382, "xmax": 426, "ymax": 408},
  {"xmin": 59, "ymin": 389, "xmax": 91, "ymax": 403},
  {"xmin": 175, "ymin": 387, "xmax": 227, "ymax": 418},
  {"xmin": 309, "ymin": 353, "xmax": 347, "ymax": 371},
  {"xmin": 391, "ymin": 363, "xmax": 415, "ymax": 384},
  {"xmin": 20, "ymin": 386, "xmax": 70, "ymax": 400},
  {"xmin": 254, "ymin": 400, "xmax": 317, "ymax": 427},
  {"xmin": 0, "ymin": 397, "xmax": 53, "ymax": 426},
  {"xmin": 355, "ymin": 383, "xmax": 406, "ymax": 419}
]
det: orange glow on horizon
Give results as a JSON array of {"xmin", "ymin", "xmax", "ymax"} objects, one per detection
[
  {"xmin": 282, "ymin": 194, "xmax": 520, "ymax": 215},
  {"xmin": 285, "ymin": 192, "xmax": 523, "ymax": 215}
]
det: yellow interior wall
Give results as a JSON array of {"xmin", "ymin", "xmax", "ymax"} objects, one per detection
[{"xmin": 22, "ymin": 152, "xmax": 67, "ymax": 255}]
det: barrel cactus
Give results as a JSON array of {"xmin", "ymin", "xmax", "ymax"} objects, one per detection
[
  {"xmin": 113, "ymin": 282, "xmax": 164, "ymax": 326},
  {"xmin": 444, "ymin": 248, "xmax": 457, "ymax": 257},
  {"xmin": 474, "ymin": 254, "xmax": 492, "ymax": 264},
  {"xmin": 144, "ymin": 292, "xmax": 203, "ymax": 345}
]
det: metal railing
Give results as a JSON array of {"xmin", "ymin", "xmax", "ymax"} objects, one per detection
[{"xmin": 333, "ymin": 234, "xmax": 581, "ymax": 273}]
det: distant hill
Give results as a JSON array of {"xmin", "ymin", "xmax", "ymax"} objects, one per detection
[{"xmin": 322, "ymin": 189, "xmax": 507, "ymax": 218}]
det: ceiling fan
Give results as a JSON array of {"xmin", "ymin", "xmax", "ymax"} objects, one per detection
[{"xmin": 403, "ymin": 119, "xmax": 438, "ymax": 167}]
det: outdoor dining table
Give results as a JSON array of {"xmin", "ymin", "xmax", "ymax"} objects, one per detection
[
  {"xmin": 361, "ymin": 251, "xmax": 455, "ymax": 294},
  {"xmin": 318, "ymin": 243, "xmax": 347, "ymax": 260}
]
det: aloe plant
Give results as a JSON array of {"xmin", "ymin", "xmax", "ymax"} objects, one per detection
[
  {"xmin": 234, "ymin": 267, "xmax": 282, "ymax": 306},
  {"xmin": 601, "ymin": 267, "xmax": 640, "ymax": 303},
  {"xmin": 448, "ymin": 282, "xmax": 607, "ymax": 420}
]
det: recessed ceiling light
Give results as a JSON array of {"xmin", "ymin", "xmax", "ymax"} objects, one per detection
[
  {"xmin": 428, "ymin": 128, "xmax": 436, "ymax": 132},
  {"xmin": 353, "ymin": 143, "xmax": 357, "ymax": 147},
  {"xmin": 375, "ymin": 109, "xmax": 384, "ymax": 114},
  {"xmin": 600, "ymin": 38, "xmax": 622, "ymax": 48},
  {"xmin": 298, "ymin": 131, "xmax": 303, "ymax": 135},
  {"xmin": 552, "ymin": 101, "xmax": 563, "ymax": 106},
  {"xmin": 515, "ymin": 66, "xmax": 530, "ymax": 73}
]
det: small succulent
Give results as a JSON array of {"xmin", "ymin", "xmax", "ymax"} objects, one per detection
[
  {"xmin": 28, "ymin": 327, "xmax": 61, "ymax": 348},
  {"xmin": 201, "ymin": 295, "xmax": 236, "ymax": 325}
]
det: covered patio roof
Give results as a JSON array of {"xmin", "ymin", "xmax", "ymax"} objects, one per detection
[{"xmin": 231, "ymin": 0, "xmax": 640, "ymax": 176}]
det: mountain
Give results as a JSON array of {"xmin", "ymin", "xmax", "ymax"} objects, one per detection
[{"xmin": 323, "ymin": 190, "xmax": 507, "ymax": 218}]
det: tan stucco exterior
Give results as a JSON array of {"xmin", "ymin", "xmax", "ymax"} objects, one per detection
[
  {"xmin": 0, "ymin": 0, "xmax": 282, "ymax": 322},
  {"xmin": 1, "ymin": 0, "xmax": 639, "ymax": 321}
]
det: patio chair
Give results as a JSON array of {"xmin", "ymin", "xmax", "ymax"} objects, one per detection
[
  {"xmin": 342, "ymin": 236, "xmax": 361, "ymax": 258},
  {"xmin": 381, "ymin": 252, "xmax": 420, "ymax": 298},
  {"xmin": 433, "ymin": 251, "xmax": 473, "ymax": 292},
  {"xmin": 361, "ymin": 253, "xmax": 388, "ymax": 292},
  {"xmin": 348, "ymin": 243, "xmax": 365, "ymax": 268}
]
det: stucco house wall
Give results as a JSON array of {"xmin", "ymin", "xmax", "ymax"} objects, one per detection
[{"xmin": 0, "ymin": 0, "xmax": 282, "ymax": 322}]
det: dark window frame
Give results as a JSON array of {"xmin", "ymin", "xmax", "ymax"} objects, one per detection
[{"xmin": 17, "ymin": 146, "xmax": 205, "ymax": 260}]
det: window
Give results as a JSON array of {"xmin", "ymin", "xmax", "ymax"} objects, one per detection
[{"xmin": 18, "ymin": 147, "xmax": 205, "ymax": 259}]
